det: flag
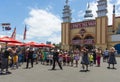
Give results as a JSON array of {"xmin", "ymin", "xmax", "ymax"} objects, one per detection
[
  {"xmin": 11, "ymin": 27, "xmax": 16, "ymax": 39},
  {"xmin": 23, "ymin": 25, "xmax": 27, "ymax": 40}
]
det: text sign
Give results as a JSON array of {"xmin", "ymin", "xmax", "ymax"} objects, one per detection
[
  {"xmin": 72, "ymin": 39, "xmax": 94, "ymax": 45},
  {"xmin": 71, "ymin": 20, "xmax": 96, "ymax": 29}
]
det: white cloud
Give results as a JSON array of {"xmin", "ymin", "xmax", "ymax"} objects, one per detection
[
  {"xmin": 89, "ymin": 1, "xmax": 97, "ymax": 19},
  {"xmin": 77, "ymin": 10, "xmax": 85, "ymax": 21},
  {"xmin": 76, "ymin": 1, "xmax": 97, "ymax": 22},
  {"xmin": 45, "ymin": 5, "xmax": 53, "ymax": 11},
  {"xmin": 48, "ymin": 34, "xmax": 61, "ymax": 44},
  {"xmin": 107, "ymin": 1, "xmax": 114, "ymax": 25},
  {"xmin": 0, "ymin": 31, "xmax": 12, "ymax": 37},
  {"xmin": 24, "ymin": 8, "xmax": 62, "ymax": 44}
]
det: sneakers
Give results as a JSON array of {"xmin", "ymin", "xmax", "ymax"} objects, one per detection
[
  {"xmin": 51, "ymin": 69, "xmax": 56, "ymax": 70},
  {"xmin": 107, "ymin": 67, "xmax": 110, "ymax": 69},
  {"xmin": 107, "ymin": 67, "xmax": 117, "ymax": 70},
  {"xmin": 112, "ymin": 67, "xmax": 117, "ymax": 70},
  {"xmin": 0, "ymin": 72, "xmax": 4, "ymax": 75},
  {"xmin": 6, "ymin": 71, "xmax": 12, "ymax": 74}
]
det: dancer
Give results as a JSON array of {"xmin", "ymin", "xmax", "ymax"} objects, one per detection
[
  {"xmin": 26, "ymin": 47, "xmax": 34, "ymax": 69},
  {"xmin": 51, "ymin": 49, "xmax": 63, "ymax": 70},
  {"xmin": 107, "ymin": 47, "xmax": 117, "ymax": 69},
  {"xmin": 80, "ymin": 47, "xmax": 89, "ymax": 72}
]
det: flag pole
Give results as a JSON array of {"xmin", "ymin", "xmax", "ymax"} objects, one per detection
[{"xmin": 23, "ymin": 25, "xmax": 27, "ymax": 62}]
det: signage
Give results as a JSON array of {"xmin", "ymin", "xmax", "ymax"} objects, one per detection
[
  {"xmin": 72, "ymin": 39, "xmax": 94, "ymax": 45},
  {"xmin": 84, "ymin": 39, "xmax": 94, "ymax": 44},
  {"xmin": 1, "ymin": 23, "xmax": 11, "ymax": 31},
  {"xmin": 2, "ymin": 23, "xmax": 10, "ymax": 26},
  {"xmin": 71, "ymin": 20, "xmax": 96, "ymax": 29}
]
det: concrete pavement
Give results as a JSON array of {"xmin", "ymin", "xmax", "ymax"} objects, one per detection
[{"xmin": 0, "ymin": 58, "xmax": 120, "ymax": 82}]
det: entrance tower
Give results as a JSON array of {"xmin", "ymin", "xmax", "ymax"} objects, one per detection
[
  {"xmin": 61, "ymin": 0, "xmax": 72, "ymax": 50},
  {"xmin": 96, "ymin": 0, "xmax": 108, "ymax": 49}
]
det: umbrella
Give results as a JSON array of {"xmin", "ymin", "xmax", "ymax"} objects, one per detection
[
  {"xmin": 0, "ymin": 36, "xmax": 21, "ymax": 43},
  {"xmin": 25, "ymin": 41, "xmax": 39, "ymax": 47},
  {"xmin": 35, "ymin": 43, "xmax": 47, "ymax": 47},
  {"xmin": 38, "ymin": 43, "xmax": 48, "ymax": 47},
  {"xmin": 46, "ymin": 44, "xmax": 55, "ymax": 48},
  {"xmin": 0, "ymin": 36, "xmax": 21, "ymax": 48},
  {"xmin": 7, "ymin": 43, "xmax": 25, "ymax": 46}
]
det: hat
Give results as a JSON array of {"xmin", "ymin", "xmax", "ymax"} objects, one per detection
[{"xmin": 110, "ymin": 47, "xmax": 115, "ymax": 51}]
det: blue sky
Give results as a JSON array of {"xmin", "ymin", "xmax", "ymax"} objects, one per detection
[{"xmin": 0, "ymin": 0, "xmax": 120, "ymax": 44}]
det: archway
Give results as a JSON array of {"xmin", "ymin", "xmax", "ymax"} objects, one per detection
[
  {"xmin": 72, "ymin": 35, "xmax": 82, "ymax": 50},
  {"xmin": 84, "ymin": 35, "xmax": 94, "ymax": 50},
  {"xmin": 84, "ymin": 35, "xmax": 94, "ymax": 39}
]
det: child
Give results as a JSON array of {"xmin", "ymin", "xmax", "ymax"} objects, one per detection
[
  {"xmin": 89, "ymin": 53, "xmax": 93, "ymax": 66},
  {"xmin": 74, "ymin": 50, "xmax": 80, "ymax": 67}
]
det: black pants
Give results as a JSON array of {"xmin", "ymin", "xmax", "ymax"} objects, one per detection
[
  {"xmin": 1, "ymin": 58, "xmax": 9, "ymax": 72},
  {"xmin": 26, "ymin": 58, "xmax": 33, "ymax": 68},
  {"xmin": 52, "ymin": 59, "xmax": 62, "ymax": 70},
  {"xmin": 93, "ymin": 58, "xmax": 96, "ymax": 64}
]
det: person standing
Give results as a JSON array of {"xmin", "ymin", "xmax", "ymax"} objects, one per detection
[
  {"xmin": 103, "ymin": 48, "xmax": 109, "ymax": 62},
  {"xmin": 107, "ymin": 47, "xmax": 117, "ymax": 69},
  {"xmin": 96, "ymin": 48, "xmax": 102, "ymax": 67},
  {"xmin": 89, "ymin": 52, "xmax": 93, "ymax": 66},
  {"xmin": 80, "ymin": 48, "xmax": 89, "ymax": 72},
  {"xmin": 26, "ymin": 47, "xmax": 34, "ymax": 69},
  {"xmin": 92, "ymin": 49, "xmax": 96, "ymax": 64},
  {"xmin": 51, "ymin": 49, "xmax": 63, "ymax": 70},
  {"xmin": 74, "ymin": 49, "xmax": 80, "ymax": 67},
  {"xmin": 70, "ymin": 50, "xmax": 74, "ymax": 67},
  {"xmin": 11, "ymin": 47, "xmax": 18, "ymax": 69},
  {"xmin": 0, "ymin": 48, "xmax": 12, "ymax": 74}
]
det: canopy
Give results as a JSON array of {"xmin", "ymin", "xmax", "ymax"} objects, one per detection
[
  {"xmin": 0, "ymin": 36, "xmax": 21, "ymax": 43},
  {"xmin": 35, "ymin": 43, "xmax": 47, "ymax": 47},
  {"xmin": 0, "ymin": 36, "xmax": 21, "ymax": 48},
  {"xmin": 7, "ymin": 43, "xmax": 25, "ymax": 46},
  {"xmin": 46, "ymin": 44, "xmax": 55, "ymax": 48},
  {"xmin": 25, "ymin": 41, "xmax": 39, "ymax": 47}
]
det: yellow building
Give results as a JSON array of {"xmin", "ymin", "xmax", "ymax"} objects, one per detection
[{"xmin": 61, "ymin": 0, "xmax": 120, "ymax": 53}]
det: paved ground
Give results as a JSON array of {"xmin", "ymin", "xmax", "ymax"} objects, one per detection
[{"xmin": 0, "ymin": 58, "xmax": 120, "ymax": 82}]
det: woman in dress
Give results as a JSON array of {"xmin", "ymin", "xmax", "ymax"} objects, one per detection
[
  {"xmin": 80, "ymin": 47, "xmax": 89, "ymax": 72},
  {"xmin": 107, "ymin": 47, "xmax": 117, "ymax": 69},
  {"xmin": 74, "ymin": 49, "xmax": 80, "ymax": 67}
]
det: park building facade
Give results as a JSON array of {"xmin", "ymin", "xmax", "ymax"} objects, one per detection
[{"xmin": 61, "ymin": 0, "xmax": 120, "ymax": 54}]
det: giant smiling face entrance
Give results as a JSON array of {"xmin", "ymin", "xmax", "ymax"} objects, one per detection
[{"xmin": 72, "ymin": 35, "xmax": 95, "ymax": 50}]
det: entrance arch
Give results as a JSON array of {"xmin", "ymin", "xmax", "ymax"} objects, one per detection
[
  {"xmin": 84, "ymin": 35, "xmax": 94, "ymax": 39},
  {"xmin": 84, "ymin": 35, "xmax": 94, "ymax": 50},
  {"xmin": 72, "ymin": 35, "xmax": 82, "ymax": 50}
]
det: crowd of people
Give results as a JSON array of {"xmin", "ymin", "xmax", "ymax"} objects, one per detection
[{"xmin": 0, "ymin": 45, "xmax": 118, "ymax": 75}]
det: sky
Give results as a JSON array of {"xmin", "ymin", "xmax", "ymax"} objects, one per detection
[{"xmin": 0, "ymin": 0, "xmax": 120, "ymax": 44}]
